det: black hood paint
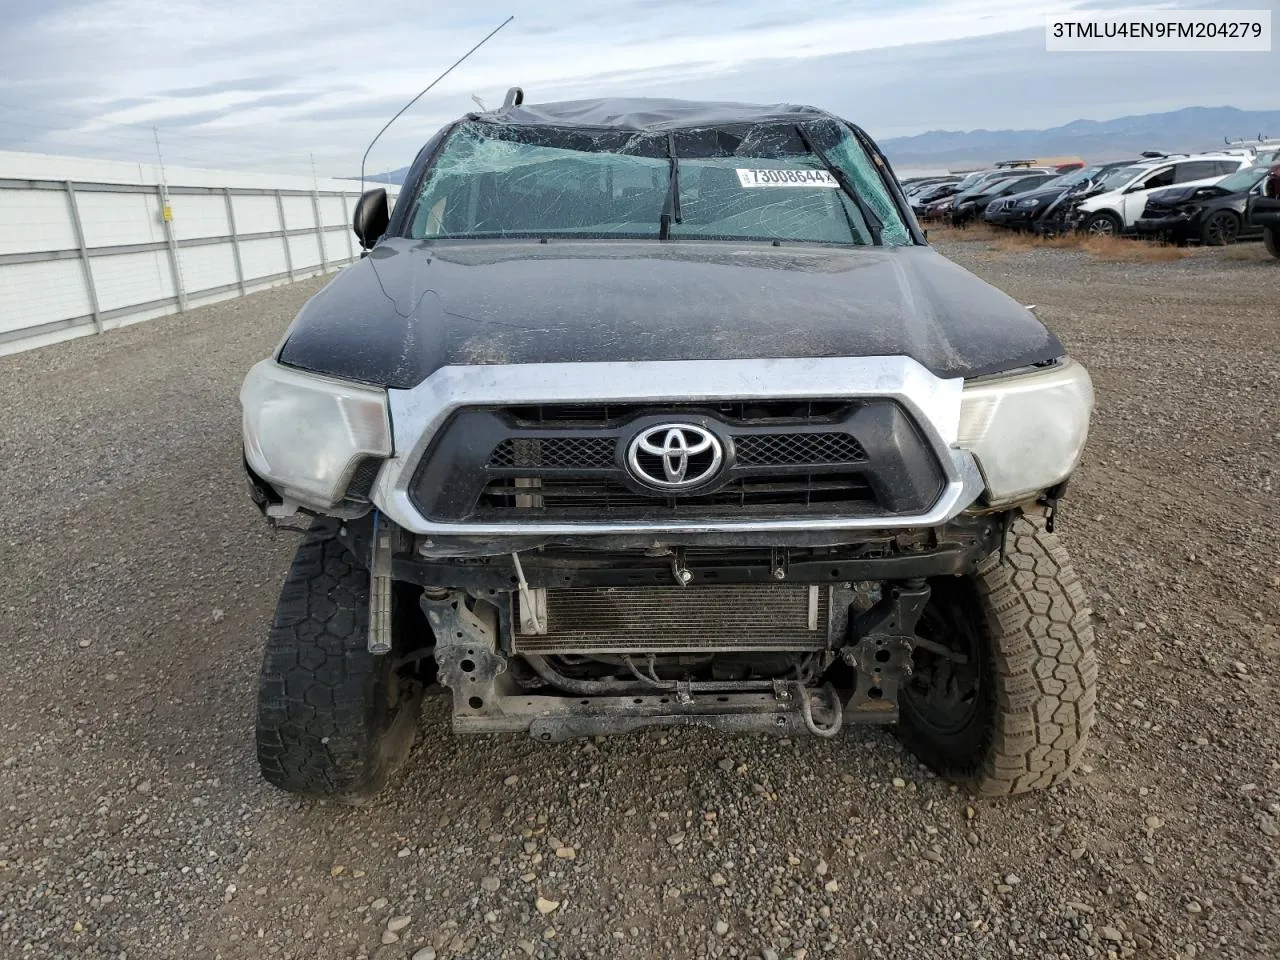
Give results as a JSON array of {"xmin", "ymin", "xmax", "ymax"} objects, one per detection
[
  {"xmin": 277, "ymin": 239, "xmax": 1062, "ymax": 389},
  {"xmin": 1147, "ymin": 183, "xmax": 1229, "ymax": 205}
]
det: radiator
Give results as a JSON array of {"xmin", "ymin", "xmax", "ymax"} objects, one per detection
[{"xmin": 510, "ymin": 584, "xmax": 830, "ymax": 655}]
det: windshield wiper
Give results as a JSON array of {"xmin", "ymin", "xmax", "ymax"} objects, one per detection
[
  {"xmin": 659, "ymin": 131, "xmax": 682, "ymax": 240},
  {"xmin": 794, "ymin": 124, "xmax": 883, "ymax": 245}
]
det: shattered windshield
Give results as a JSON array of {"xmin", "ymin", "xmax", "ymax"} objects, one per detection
[{"xmin": 405, "ymin": 119, "xmax": 911, "ymax": 246}]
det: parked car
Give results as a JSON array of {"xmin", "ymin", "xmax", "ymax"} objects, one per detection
[
  {"xmin": 983, "ymin": 162, "xmax": 1136, "ymax": 232},
  {"xmin": 903, "ymin": 176, "xmax": 958, "ymax": 195},
  {"xmin": 953, "ymin": 172, "xmax": 1054, "ymax": 225},
  {"xmin": 240, "ymin": 95, "xmax": 1097, "ymax": 801},
  {"xmin": 1247, "ymin": 160, "xmax": 1280, "ymax": 257},
  {"xmin": 904, "ymin": 176, "xmax": 959, "ymax": 199},
  {"xmin": 923, "ymin": 168, "xmax": 1054, "ymax": 223},
  {"xmin": 945, "ymin": 169, "xmax": 1029, "ymax": 199},
  {"xmin": 1070, "ymin": 155, "xmax": 1252, "ymax": 235},
  {"xmin": 910, "ymin": 181, "xmax": 962, "ymax": 217},
  {"xmin": 1134, "ymin": 165, "xmax": 1270, "ymax": 245},
  {"xmin": 903, "ymin": 177, "xmax": 957, "ymax": 204},
  {"xmin": 942, "ymin": 176, "xmax": 1021, "ymax": 220},
  {"xmin": 920, "ymin": 195, "xmax": 956, "ymax": 221},
  {"xmin": 954, "ymin": 167, "xmax": 1051, "ymax": 191}
]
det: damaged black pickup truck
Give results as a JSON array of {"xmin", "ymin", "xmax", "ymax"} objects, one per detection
[{"xmin": 241, "ymin": 95, "xmax": 1097, "ymax": 801}]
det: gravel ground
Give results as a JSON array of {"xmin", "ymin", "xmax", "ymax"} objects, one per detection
[{"xmin": 1, "ymin": 241, "xmax": 1277, "ymax": 960}]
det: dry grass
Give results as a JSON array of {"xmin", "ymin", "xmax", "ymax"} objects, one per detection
[
  {"xmin": 934, "ymin": 223, "xmax": 1194, "ymax": 262},
  {"xmin": 925, "ymin": 223, "xmax": 1001, "ymax": 243}
]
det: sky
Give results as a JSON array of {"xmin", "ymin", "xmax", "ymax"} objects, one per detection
[{"xmin": 0, "ymin": 0, "xmax": 1276, "ymax": 177}]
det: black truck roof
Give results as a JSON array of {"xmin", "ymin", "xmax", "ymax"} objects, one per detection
[{"xmin": 473, "ymin": 97, "xmax": 834, "ymax": 132}]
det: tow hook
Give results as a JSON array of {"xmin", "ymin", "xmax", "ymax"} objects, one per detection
[
  {"xmin": 670, "ymin": 548, "xmax": 694, "ymax": 586},
  {"xmin": 770, "ymin": 547, "xmax": 790, "ymax": 581}
]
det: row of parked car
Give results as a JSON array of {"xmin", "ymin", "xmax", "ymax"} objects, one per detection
[{"xmin": 903, "ymin": 144, "xmax": 1280, "ymax": 256}]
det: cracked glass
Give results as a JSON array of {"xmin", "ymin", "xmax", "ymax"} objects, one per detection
[{"xmin": 406, "ymin": 119, "xmax": 911, "ymax": 246}]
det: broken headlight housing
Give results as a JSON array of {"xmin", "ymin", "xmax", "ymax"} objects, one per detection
[
  {"xmin": 956, "ymin": 359, "xmax": 1093, "ymax": 505},
  {"xmin": 240, "ymin": 359, "xmax": 393, "ymax": 510}
]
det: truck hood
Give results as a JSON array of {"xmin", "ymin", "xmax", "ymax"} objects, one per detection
[{"xmin": 277, "ymin": 239, "xmax": 1062, "ymax": 388}]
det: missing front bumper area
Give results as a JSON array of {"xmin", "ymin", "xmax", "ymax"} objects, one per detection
[
  {"xmin": 488, "ymin": 688, "xmax": 846, "ymax": 742},
  {"xmin": 419, "ymin": 574, "xmax": 936, "ymax": 740}
]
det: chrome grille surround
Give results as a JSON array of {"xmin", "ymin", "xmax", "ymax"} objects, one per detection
[{"xmin": 372, "ymin": 356, "xmax": 982, "ymax": 537}]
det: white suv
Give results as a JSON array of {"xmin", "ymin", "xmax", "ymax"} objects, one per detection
[{"xmin": 1072, "ymin": 155, "xmax": 1252, "ymax": 235}]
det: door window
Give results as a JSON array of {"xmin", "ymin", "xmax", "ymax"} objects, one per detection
[
  {"xmin": 1171, "ymin": 161, "xmax": 1220, "ymax": 183},
  {"xmin": 1137, "ymin": 167, "xmax": 1175, "ymax": 190}
]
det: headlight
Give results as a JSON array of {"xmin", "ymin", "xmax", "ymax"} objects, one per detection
[
  {"xmin": 956, "ymin": 359, "xmax": 1093, "ymax": 505},
  {"xmin": 1022, "ymin": 198, "xmax": 1041, "ymax": 208},
  {"xmin": 241, "ymin": 359, "xmax": 393, "ymax": 509}
]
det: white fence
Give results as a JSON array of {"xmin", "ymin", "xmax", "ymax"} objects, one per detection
[{"xmin": 0, "ymin": 151, "xmax": 399, "ymax": 356}]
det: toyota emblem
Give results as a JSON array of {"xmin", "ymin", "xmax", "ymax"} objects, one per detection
[{"xmin": 626, "ymin": 424, "xmax": 724, "ymax": 490}]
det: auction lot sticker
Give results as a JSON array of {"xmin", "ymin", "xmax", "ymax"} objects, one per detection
[{"xmin": 736, "ymin": 168, "xmax": 839, "ymax": 188}]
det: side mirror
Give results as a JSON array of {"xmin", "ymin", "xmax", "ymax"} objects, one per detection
[{"xmin": 352, "ymin": 188, "xmax": 390, "ymax": 250}]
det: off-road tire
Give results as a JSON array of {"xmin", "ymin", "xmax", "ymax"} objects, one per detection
[
  {"xmin": 1265, "ymin": 226, "xmax": 1279, "ymax": 259},
  {"xmin": 898, "ymin": 515, "xmax": 1097, "ymax": 796},
  {"xmin": 256, "ymin": 521, "xmax": 427, "ymax": 801}
]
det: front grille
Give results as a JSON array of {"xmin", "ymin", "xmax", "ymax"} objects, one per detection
[
  {"xmin": 477, "ymin": 474, "xmax": 876, "ymax": 518},
  {"xmin": 511, "ymin": 584, "xmax": 830, "ymax": 654},
  {"xmin": 486, "ymin": 432, "xmax": 866, "ymax": 471},
  {"xmin": 733, "ymin": 432, "xmax": 865, "ymax": 466},
  {"xmin": 490, "ymin": 436, "xmax": 615, "ymax": 469},
  {"xmin": 410, "ymin": 398, "xmax": 945, "ymax": 522}
]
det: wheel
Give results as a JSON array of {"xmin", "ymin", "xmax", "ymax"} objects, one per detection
[
  {"xmin": 256, "ymin": 521, "xmax": 430, "ymax": 801},
  {"xmin": 1265, "ymin": 226, "xmax": 1279, "ymax": 259},
  {"xmin": 1201, "ymin": 210, "xmax": 1241, "ymax": 246},
  {"xmin": 897, "ymin": 515, "xmax": 1097, "ymax": 796},
  {"xmin": 1084, "ymin": 212, "xmax": 1122, "ymax": 236}
]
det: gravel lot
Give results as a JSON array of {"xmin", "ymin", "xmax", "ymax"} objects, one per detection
[{"xmin": 1, "ymin": 240, "xmax": 1277, "ymax": 960}]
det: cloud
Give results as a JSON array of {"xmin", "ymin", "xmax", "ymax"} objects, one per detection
[
  {"xmin": 0, "ymin": 0, "xmax": 1274, "ymax": 176},
  {"xmin": 157, "ymin": 76, "xmax": 296, "ymax": 98}
]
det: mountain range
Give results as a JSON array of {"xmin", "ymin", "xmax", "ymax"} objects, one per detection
[
  {"xmin": 879, "ymin": 106, "xmax": 1280, "ymax": 169},
  {"xmin": 359, "ymin": 106, "xmax": 1280, "ymax": 184}
]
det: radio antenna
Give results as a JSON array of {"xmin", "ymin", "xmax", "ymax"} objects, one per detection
[{"xmin": 360, "ymin": 15, "xmax": 514, "ymax": 191}]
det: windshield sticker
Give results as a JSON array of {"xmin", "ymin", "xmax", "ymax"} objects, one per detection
[{"xmin": 736, "ymin": 168, "xmax": 839, "ymax": 189}]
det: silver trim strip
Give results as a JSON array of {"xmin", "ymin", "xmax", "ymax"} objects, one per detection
[{"xmin": 372, "ymin": 356, "xmax": 983, "ymax": 536}]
